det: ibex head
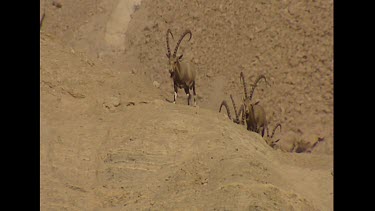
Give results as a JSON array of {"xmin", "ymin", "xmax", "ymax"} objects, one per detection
[
  {"xmin": 240, "ymin": 73, "xmax": 266, "ymax": 117},
  {"xmin": 165, "ymin": 29, "xmax": 192, "ymax": 78}
]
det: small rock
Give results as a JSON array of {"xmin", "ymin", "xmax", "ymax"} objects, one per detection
[
  {"xmin": 131, "ymin": 68, "xmax": 137, "ymax": 74},
  {"xmin": 103, "ymin": 96, "xmax": 121, "ymax": 112},
  {"xmin": 152, "ymin": 23, "xmax": 159, "ymax": 30},
  {"xmin": 219, "ymin": 4, "xmax": 223, "ymax": 11},
  {"xmin": 153, "ymin": 81, "xmax": 160, "ymax": 88},
  {"xmin": 126, "ymin": 102, "xmax": 135, "ymax": 106},
  {"xmin": 190, "ymin": 11, "xmax": 200, "ymax": 19},
  {"xmin": 133, "ymin": 3, "xmax": 141, "ymax": 12},
  {"xmin": 296, "ymin": 99, "xmax": 304, "ymax": 104},
  {"xmin": 322, "ymin": 107, "xmax": 331, "ymax": 113},
  {"xmin": 67, "ymin": 90, "xmax": 85, "ymax": 99},
  {"xmin": 111, "ymin": 97, "xmax": 121, "ymax": 107},
  {"xmin": 145, "ymin": 37, "xmax": 151, "ymax": 44},
  {"xmin": 52, "ymin": 0, "xmax": 62, "ymax": 8},
  {"xmin": 86, "ymin": 59, "xmax": 95, "ymax": 66}
]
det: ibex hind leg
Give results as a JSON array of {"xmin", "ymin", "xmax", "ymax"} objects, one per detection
[
  {"xmin": 184, "ymin": 87, "xmax": 191, "ymax": 105},
  {"xmin": 192, "ymin": 81, "xmax": 197, "ymax": 107},
  {"xmin": 261, "ymin": 127, "xmax": 265, "ymax": 137}
]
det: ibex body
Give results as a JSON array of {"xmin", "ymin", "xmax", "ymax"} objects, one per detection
[
  {"xmin": 244, "ymin": 100, "xmax": 268, "ymax": 136},
  {"xmin": 165, "ymin": 29, "xmax": 197, "ymax": 106}
]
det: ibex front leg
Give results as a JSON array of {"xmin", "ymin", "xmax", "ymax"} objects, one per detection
[{"xmin": 173, "ymin": 83, "xmax": 178, "ymax": 104}]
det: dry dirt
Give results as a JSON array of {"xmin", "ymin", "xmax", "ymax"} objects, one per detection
[{"xmin": 40, "ymin": 0, "xmax": 333, "ymax": 210}]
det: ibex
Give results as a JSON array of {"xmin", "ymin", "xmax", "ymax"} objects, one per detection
[
  {"xmin": 166, "ymin": 29, "xmax": 197, "ymax": 106},
  {"xmin": 219, "ymin": 94, "xmax": 245, "ymax": 124},
  {"xmin": 264, "ymin": 123, "xmax": 282, "ymax": 148},
  {"xmin": 240, "ymin": 72, "xmax": 269, "ymax": 137},
  {"xmin": 290, "ymin": 137, "xmax": 325, "ymax": 153}
]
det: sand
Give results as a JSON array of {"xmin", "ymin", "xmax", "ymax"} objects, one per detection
[{"xmin": 40, "ymin": 0, "xmax": 333, "ymax": 210}]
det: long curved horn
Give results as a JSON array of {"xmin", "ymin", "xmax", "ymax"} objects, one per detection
[
  {"xmin": 230, "ymin": 94, "xmax": 240, "ymax": 122},
  {"xmin": 240, "ymin": 72, "xmax": 248, "ymax": 99},
  {"xmin": 309, "ymin": 137, "xmax": 325, "ymax": 153},
  {"xmin": 249, "ymin": 75, "xmax": 267, "ymax": 100},
  {"xmin": 173, "ymin": 30, "xmax": 192, "ymax": 57},
  {"xmin": 219, "ymin": 100, "xmax": 232, "ymax": 120},
  {"xmin": 270, "ymin": 123, "xmax": 282, "ymax": 138},
  {"xmin": 166, "ymin": 29, "xmax": 174, "ymax": 57}
]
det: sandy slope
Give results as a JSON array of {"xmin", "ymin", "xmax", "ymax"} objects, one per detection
[{"xmin": 41, "ymin": 0, "xmax": 333, "ymax": 210}]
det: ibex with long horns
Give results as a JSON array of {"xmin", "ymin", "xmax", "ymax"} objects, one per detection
[
  {"xmin": 166, "ymin": 29, "xmax": 197, "ymax": 106},
  {"xmin": 240, "ymin": 72, "xmax": 269, "ymax": 137}
]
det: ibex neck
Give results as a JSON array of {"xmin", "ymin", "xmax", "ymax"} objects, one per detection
[{"xmin": 175, "ymin": 61, "xmax": 182, "ymax": 77}]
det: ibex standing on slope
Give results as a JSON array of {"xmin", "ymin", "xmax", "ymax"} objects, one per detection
[
  {"xmin": 166, "ymin": 29, "xmax": 197, "ymax": 106},
  {"xmin": 240, "ymin": 72, "xmax": 269, "ymax": 137}
]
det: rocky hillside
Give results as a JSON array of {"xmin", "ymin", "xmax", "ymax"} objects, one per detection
[{"xmin": 40, "ymin": 0, "xmax": 333, "ymax": 210}]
